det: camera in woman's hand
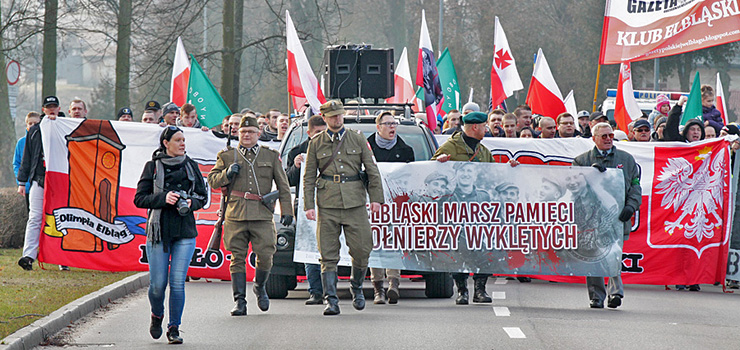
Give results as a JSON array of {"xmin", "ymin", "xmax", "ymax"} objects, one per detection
[{"xmin": 174, "ymin": 191, "xmax": 190, "ymax": 216}]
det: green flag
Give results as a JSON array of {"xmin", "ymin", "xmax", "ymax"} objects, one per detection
[
  {"xmin": 680, "ymin": 71, "xmax": 702, "ymax": 126},
  {"xmin": 436, "ymin": 48, "xmax": 460, "ymax": 114},
  {"xmin": 187, "ymin": 55, "xmax": 232, "ymax": 128}
]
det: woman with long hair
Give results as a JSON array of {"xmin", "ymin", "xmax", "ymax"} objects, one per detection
[{"xmin": 134, "ymin": 126, "xmax": 207, "ymax": 344}]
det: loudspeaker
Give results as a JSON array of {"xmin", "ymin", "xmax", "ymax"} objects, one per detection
[
  {"xmin": 323, "ymin": 47, "xmax": 358, "ymax": 99},
  {"xmin": 359, "ymin": 48, "xmax": 394, "ymax": 99},
  {"xmin": 322, "ymin": 45, "xmax": 394, "ymax": 100}
]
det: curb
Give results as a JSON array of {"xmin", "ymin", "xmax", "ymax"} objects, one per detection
[{"xmin": 0, "ymin": 272, "xmax": 149, "ymax": 350}]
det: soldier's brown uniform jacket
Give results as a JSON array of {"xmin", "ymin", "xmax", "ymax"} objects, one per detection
[
  {"xmin": 303, "ymin": 128, "xmax": 384, "ymax": 210},
  {"xmin": 208, "ymin": 145, "xmax": 293, "ymax": 220}
]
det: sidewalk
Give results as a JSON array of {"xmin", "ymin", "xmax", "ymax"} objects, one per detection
[{"xmin": 0, "ymin": 272, "xmax": 149, "ymax": 350}]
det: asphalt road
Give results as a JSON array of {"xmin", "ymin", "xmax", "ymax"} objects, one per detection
[{"xmin": 38, "ymin": 278, "xmax": 740, "ymax": 350}]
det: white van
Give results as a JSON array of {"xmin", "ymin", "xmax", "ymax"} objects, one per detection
[{"xmin": 600, "ymin": 89, "xmax": 688, "ymax": 123}]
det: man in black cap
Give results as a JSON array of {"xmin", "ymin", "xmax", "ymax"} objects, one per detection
[
  {"xmin": 583, "ymin": 111, "xmax": 608, "ymax": 138},
  {"xmin": 145, "ymin": 100, "xmax": 162, "ymax": 120},
  {"xmin": 16, "ymin": 96, "xmax": 60, "ymax": 270},
  {"xmin": 118, "ymin": 107, "xmax": 134, "ymax": 122},
  {"xmin": 161, "ymin": 102, "xmax": 180, "ymax": 126},
  {"xmin": 432, "ymin": 111, "xmax": 519, "ymax": 305},
  {"xmin": 632, "ymin": 119, "xmax": 651, "ymax": 142}
]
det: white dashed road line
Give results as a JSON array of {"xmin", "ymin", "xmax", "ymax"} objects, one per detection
[
  {"xmin": 494, "ymin": 278, "xmax": 508, "ymax": 284},
  {"xmin": 493, "ymin": 306, "xmax": 510, "ymax": 316},
  {"xmin": 503, "ymin": 327, "xmax": 526, "ymax": 339},
  {"xmin": 491, "ymin": 291, "xmax": 506, "ymax": 299}
]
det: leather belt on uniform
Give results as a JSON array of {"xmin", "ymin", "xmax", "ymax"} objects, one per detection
[
  {"xmin": 320, "ymin": 174, "xmax": 362, "ymax": 183},
  {"xmin": 230, "ymin": 190, "xmax": 263, "ymax": 201}
]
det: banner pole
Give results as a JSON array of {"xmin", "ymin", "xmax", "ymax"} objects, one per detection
[{"xmin": 592, "ymin": 64, "xmax": 602, "ymax": 112}]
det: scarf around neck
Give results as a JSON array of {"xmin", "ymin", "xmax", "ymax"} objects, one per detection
[
  {"xmin": 146, "ymin": 153, "xmax": 195, "ymax": 245},
  {"xmin": 375, "ymin": 133, "xmax": 397, "ymax": 150}
]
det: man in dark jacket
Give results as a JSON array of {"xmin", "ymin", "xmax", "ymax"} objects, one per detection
[
  {"xmin": 665, "ymin": 96, "xmax": 705, "ymax": 143},
  {"xmin": 285, "ymin": 115, "xmax": 326, "ymax": 305},
  {"xmin": 573, "ymin": 122, "xmax": 641, "ymax": 309},
  {"xmin": 16, "ymin": 96, "xmax": 61, "ymax": 270},
  {"xmin": 367, "ymin": 111, "xmax": 414, "ymax": 304}
]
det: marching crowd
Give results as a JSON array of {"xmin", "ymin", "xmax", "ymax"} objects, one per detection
[{"xmin": 10, "ymin": 87, "xmax": 738, "ymax": 344}]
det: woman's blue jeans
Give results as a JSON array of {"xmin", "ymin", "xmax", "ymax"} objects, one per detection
[{"xmin": 147, "ymin": 238, "xmax": 196, "ymax": 328}]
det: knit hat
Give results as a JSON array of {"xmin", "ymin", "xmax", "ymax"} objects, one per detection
[
  {"xmin": 656, "ymin": 94, "xmax": 670, "ymax": 110},
  {"xmin": 722, "ymin": 124, "xmax": 740, "ymax": 136}
]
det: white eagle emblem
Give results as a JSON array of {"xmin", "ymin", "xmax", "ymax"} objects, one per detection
[{"xmin": 654, "ymin": 148, "xmax": 725, "ymax": 243}]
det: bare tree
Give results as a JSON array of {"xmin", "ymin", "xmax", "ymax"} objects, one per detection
[
  {"xmin": 115, "ymin": 0, "xmax": 132, "ymax": 111},
  {"xmin": 0, "ymin": 4, "xmax": 16, "ymax": 187},
  {"xmin": 42, "ymin": 0, "xmax": 58, "ymax": 98}
]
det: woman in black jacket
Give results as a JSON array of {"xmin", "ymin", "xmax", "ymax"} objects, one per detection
[{"xmin": 134, "ymin": 126, "xmax": 207, "ymax": 344}]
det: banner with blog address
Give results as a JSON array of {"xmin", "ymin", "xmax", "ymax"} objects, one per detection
[{"xmin": 296, "ymin": 136, "xmax": 735, "ymax": 284}]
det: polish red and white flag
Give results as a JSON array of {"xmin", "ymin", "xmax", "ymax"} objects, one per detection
[
  {"xmin": 716, "ymin": 73, "xmax": 728, "ymax": 125},
  {"xmin": 416, "ymin": 10, "xmax": 442, "ymax": 131},
  {"xmin": 525, "ymin": 49, "xmax": 566, "ymax": 119},
  {"xmin": 386, "ymin": 47, "xmax": 420, "ymax": 112},
  {"xmin": 614, "ymin": 62, "xmax": 642, "ymax": 132},
  {"xmin": 490, "ymin": 16, "xmax": 522, "ymax": 108},
  {"xmin": 170, "ymin": 37, "xmax": 190, "ymax": 106},
  {"xmin": 286, "ymin": 10, "xmax": 326, "ymax": 114}
]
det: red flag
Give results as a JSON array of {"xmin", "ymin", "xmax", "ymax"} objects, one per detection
[
  {"xmin": 716, "ymin": 73, "xmax": 728, "ymax": 125},
  {"xmin": 614, "ymin": 62, "xmax": 642, "ymax": 132},
  {"xmin": 170, "ymin": 37, "xmax": 190, "ymax": 106},
  {"xmin": 525, "ymin": 49, "xmax": 566, "ymax": 119},
  {"xmin": 490, "ymin": 16, "xmax": 522, "ymax": 108},
  {"xmin": 415, "ymin": 10, "xmax": 441, "ymax": 131},
  {"xmin": 286, "ymin": 11, "xmax": 326, "ymax": 114}
]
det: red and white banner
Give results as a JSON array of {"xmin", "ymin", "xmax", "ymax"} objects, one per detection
[
  {"xmin": 490, "ymin": 16, "xmax": 523, "ymax": 109},
  {"xmin": 286, "ymin": 10, "xmax": 326, "ymax": 115},
  {"xmin": 386, "ymin": 47, "xmax": 420, "ymax": 112},
  {"xmin": 416, "ymin": 10, "xmax": 442, "ymax": 131},
  {"xmin": 525, "ymin": 49, "xmax": 567, "ymax": 119},
  {"xmin": 170, "ymin": 37, "xmax": 190, "ymax": 107},
  {"xmin": 35, "ymin": 118, "xmax": 283, "ymax": 281},
  {"xmin": 716, "ymin": 72, "xmax": 728, "ymax": 125},
  {"xmin": 599, "ymin": 0, "xmax": 740, "ymax": 64},
  {"xmin": 614, "ymin": 62, "xmax": 642, "ymax": 132}
]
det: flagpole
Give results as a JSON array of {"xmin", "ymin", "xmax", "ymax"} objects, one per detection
[{"xmin": 592, "ymin": 64, "xmax": 601, "ymax": 112}]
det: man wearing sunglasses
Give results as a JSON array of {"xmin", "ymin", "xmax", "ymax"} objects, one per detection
[
  {"xmin": 573, "ymin": 122, "xmax": 641, "ymax": 309},
  {"xmin": 632, "ymin": 119, "xmax": 651, "ymax": 142}
]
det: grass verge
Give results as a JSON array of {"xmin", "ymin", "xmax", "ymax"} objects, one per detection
[{"xmin": 0, "ymin": 248, "xmax": 136, "ymax": 339}]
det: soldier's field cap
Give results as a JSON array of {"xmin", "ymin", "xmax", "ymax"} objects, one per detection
[
  {"xmin": 43, "ymin": 95, "xmax": 60, "ymax": 107},
  {"xmin": 239, "ymin": 115, "xmax": 259, "ymax": 129},
  {"xmin": 320, "ymin": 100, "xmax": 346, "ymax": 117},
  {"xmin": 425, "ymin": 171, "xmax": 449, "ymax": 185},
  {"xmin": 589, "ymin": 111, "xmax": 606, "ymax": 122},
  {"xmin": 145, "ymin": 100, "xmax": 161, "ymax": 111},
  {"xmin": 495, "ymin": 182, "xmax": 519, "ymax": 193},
  {"xmin": 462, "ymin": 111, "xmax": 488, "ymax": 125}
]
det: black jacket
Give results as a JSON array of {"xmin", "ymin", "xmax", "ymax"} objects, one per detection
[
  {"xmin": 259, "ymin": 127, "xmax": 279, "ymax": 142},
  {"xmin": 367, "ymin": 133, "xmax": 415, "ymax": 163},
  {"xmin": 17, "ymin": 123, "xmax": 45, "ymax": 187},
  {"xmin": 286, "ymin": 139, "xmax": 309, "ymax": 189},
  {"xmin": 134, "ymin": 154, "xmax": 208, "ymax": 244},
  {"xmin": 664, "ymin": 104, "xmax": 705, "ymax": 142}
]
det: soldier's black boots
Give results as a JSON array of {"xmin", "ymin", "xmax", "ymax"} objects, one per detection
[
  {"xmin": 373, "ymin": 281, "xmax": 386, "ymax": 304},
  {"xmin": 350, "ymin": 267, "xmax": 367, "ymax": 311},
  {"xmin": 454, "ymin": 275, "xmax": 469, "ymax": 305},
  {"xmin": 387, "ymin": 277, "xmax": 400, "ymax": 304},
  {"xmin": 230, "ymin": 272, "xmax": 247, "ymax": 316},
  {"xmin": 253, "ymin": 269, "xmax": 271, "ymax": 312},
  {"xmin": 473, "ymin": 276, "xmax": 492, "ymax": 303},
  {"xmin": 322, "ymin": 271, "xmax": 340, "ymax": 315}
]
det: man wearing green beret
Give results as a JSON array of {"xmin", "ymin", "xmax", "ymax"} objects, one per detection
[
  {"xmin": 432, "ymin": 111, "xmax": 519, "ymax": 305},
  {"xmin": 303, "ymin": 100, "xmax": 384, "ymax": 316},
  {"xmin": 208, "ymin": 115, "xmax": 294, "ymax": 316}
]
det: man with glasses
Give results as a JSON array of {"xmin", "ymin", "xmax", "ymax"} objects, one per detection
[
  {"xmin": 208, "ymin": 116, "xmax": 294, "ymax": 316},
  {"xmin": 572, "ymin": 122, "xmax": 641, "ymax": 309},
  {"xmin": 632, "ymin": 119, "xmax": 651, "ymax": 142},
  {"xmin": 555, "ymin": 112, "xmax": 580, "ymax": 138},
  {"xmin": 367, "ymin": 111, "xmax": 414, "ymax": 305}
]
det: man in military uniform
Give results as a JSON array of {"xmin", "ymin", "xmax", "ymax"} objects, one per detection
[
  {"xmin": 208, "ymin": 116, "xmax": 293, "ymax": 316},
  {"xmin": 432, "ymin": 111, "xmax": 519, "ymax": 305},
  {"xmin": 302, "ymin": 100, "xmax": 384, "ymax": 316}
]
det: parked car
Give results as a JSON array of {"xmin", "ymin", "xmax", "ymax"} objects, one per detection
[{"xmin": 265, "ymin": 104, "xmax": 454, "ymax": 299}]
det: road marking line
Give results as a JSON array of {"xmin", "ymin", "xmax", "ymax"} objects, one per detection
[
  {"xmin": 494, "ymin": 278, "xmax": 508, "ymax": 284},
  {"xmin": 503, "ymin": 327, "xmax": 526, "ymax": 339},
  {"xmin": 493, "ymin": 307, "xmax": 510, "ymax": 316},
  {"xmin": 492, "ymin": 291, "xmax": 506, "ymax": 299}
]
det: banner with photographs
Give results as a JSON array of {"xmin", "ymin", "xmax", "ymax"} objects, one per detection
[{"xmin": 294, "ymin": 161, "xmax": 626, "ymax": 277}]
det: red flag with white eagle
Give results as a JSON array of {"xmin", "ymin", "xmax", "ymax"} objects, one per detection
[
  {"xmin": 490, "ymin": 16, "xmax": 522, "ymax": 108},
  {"xmin": 525, "ymin": 49, "xmax": 566, "ymax": 119},
  {"xmin": 286, "ymin": 10, "xmax": 326, "ymax": 114},
  {"xmin": 716, "ymin": 73, "xmax": 728, "ymax": 125},
  {"xmin": 415, "ymin": 10, "xmax": 441, "ymax": 131},
  {"xmin": 386, "ymin": 47, "xmax": 420, "ymax": 112},
  {"xmin": 614, "ymin": 62, "xmax": 642, "ymax": 132},
  {"xmin": 170, "ymin": 37, "xmax": 190, "ymax": 106}
]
